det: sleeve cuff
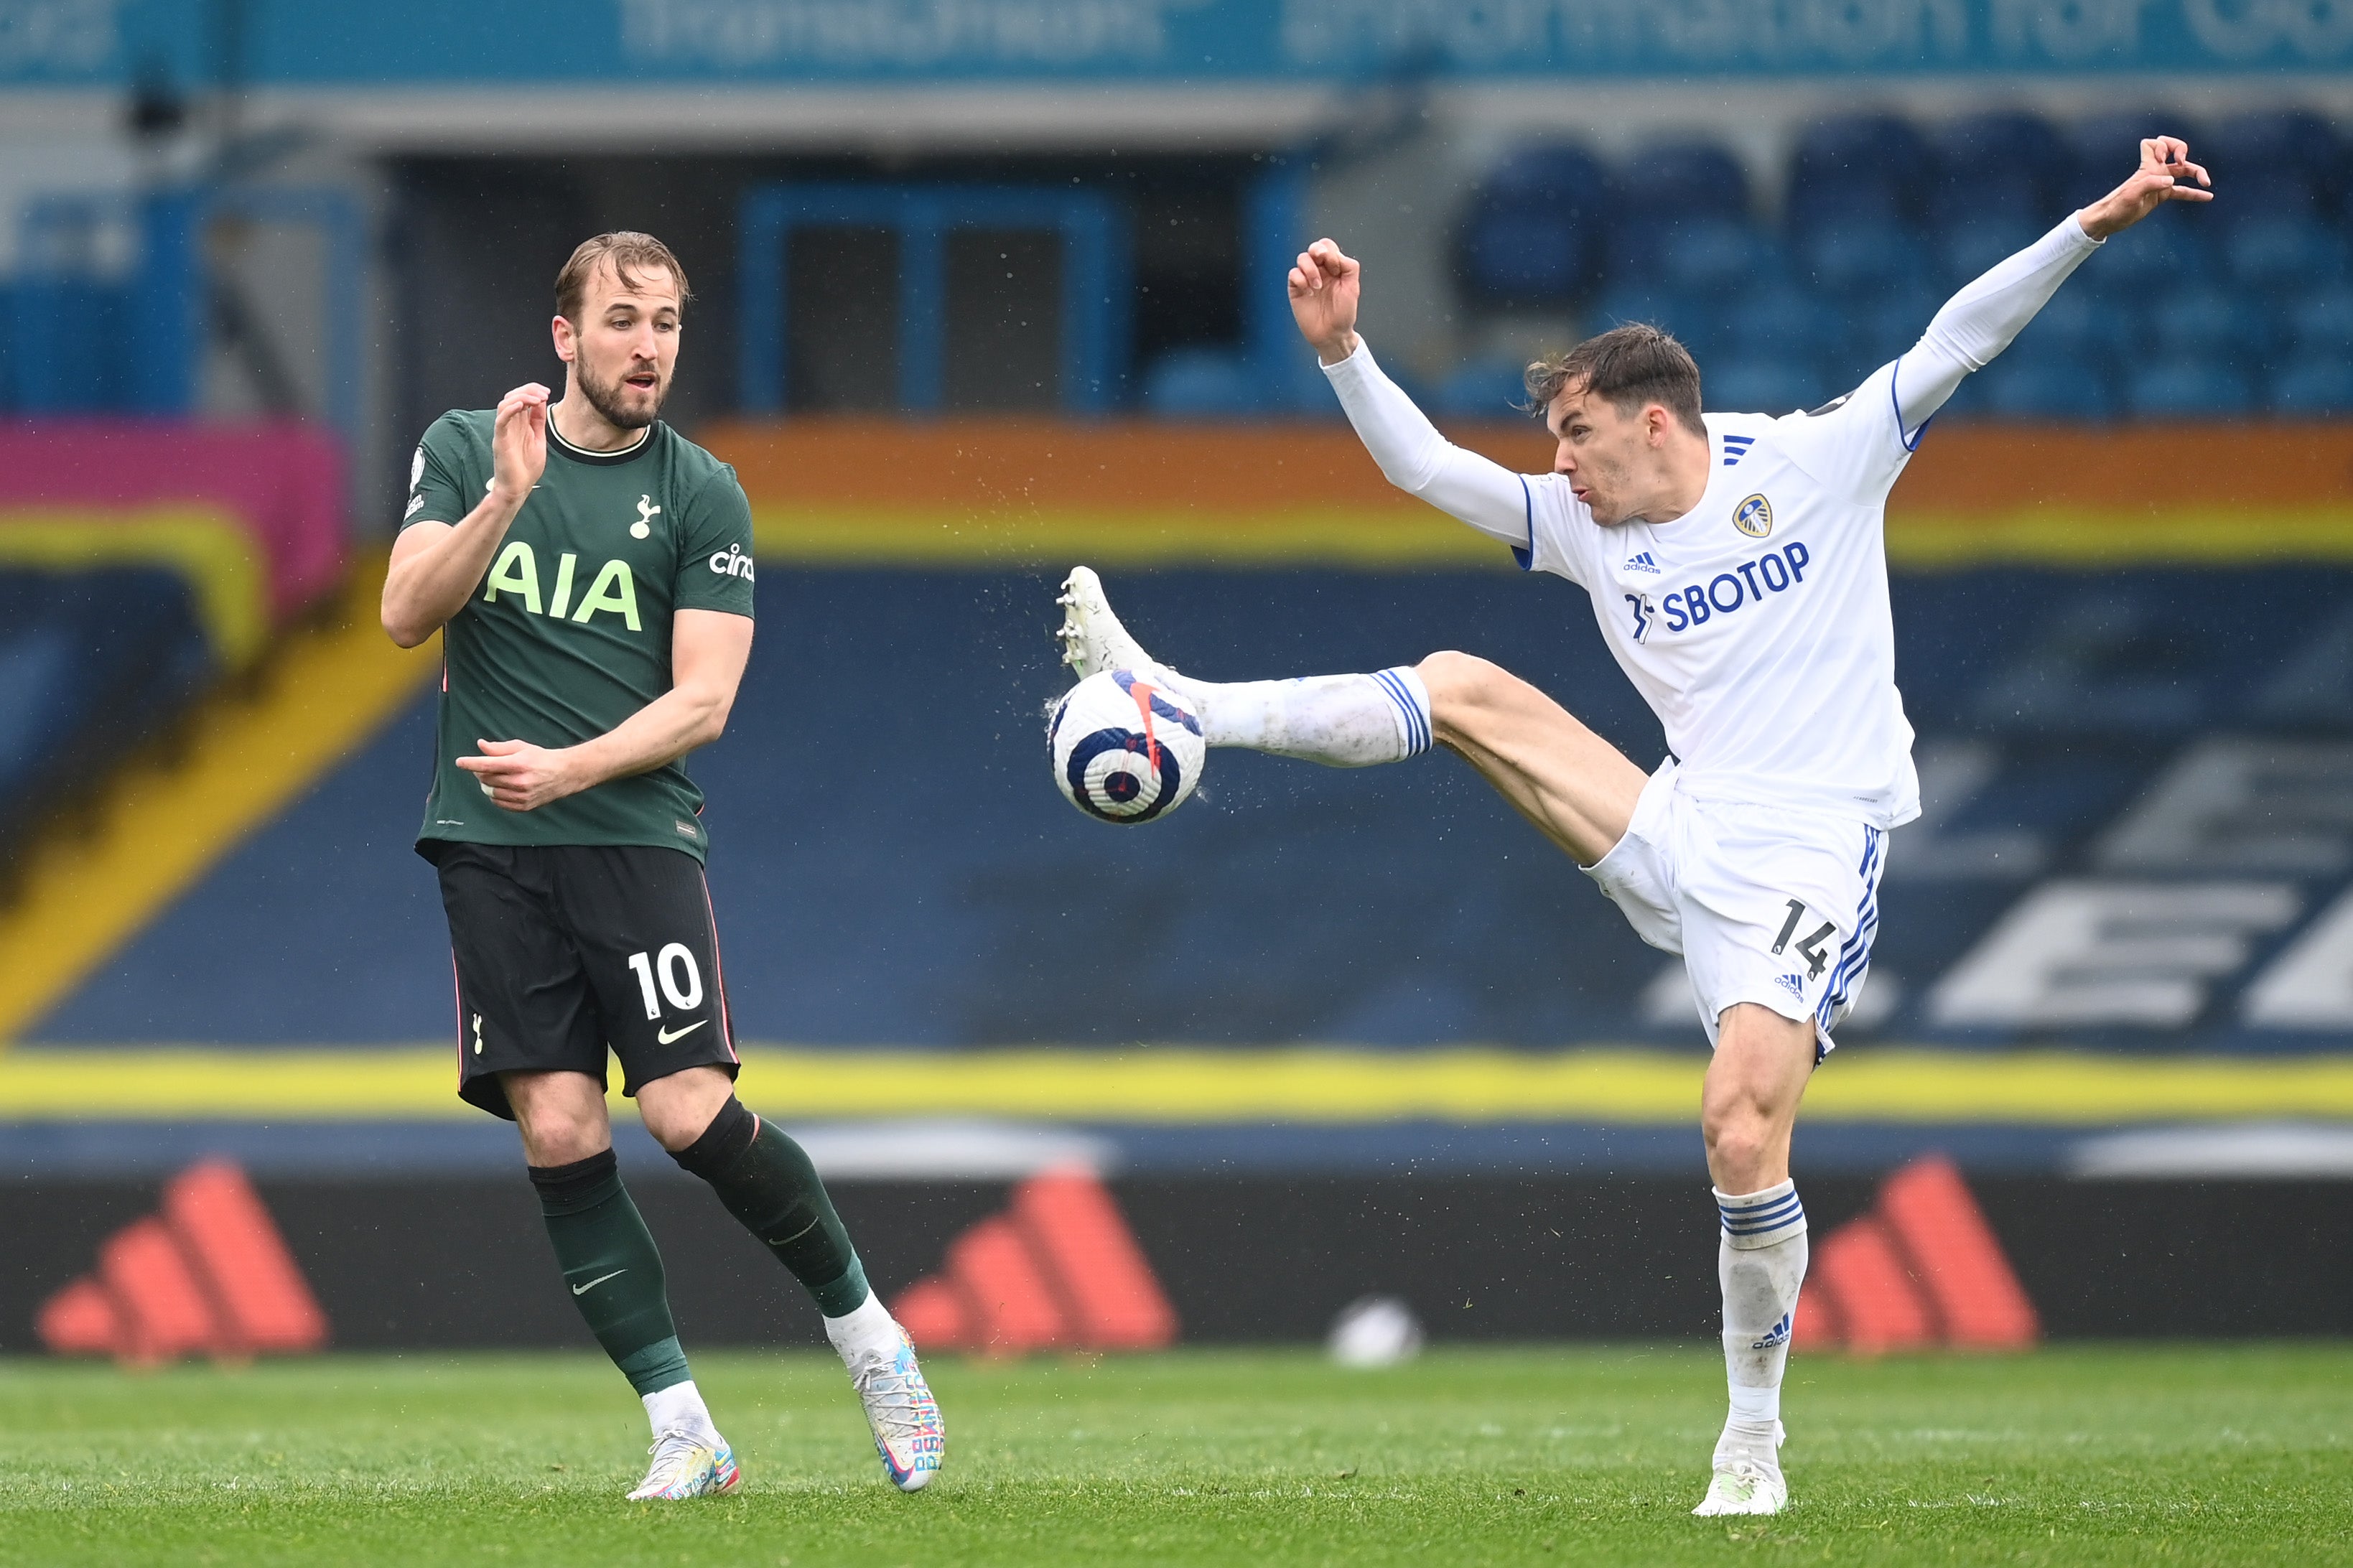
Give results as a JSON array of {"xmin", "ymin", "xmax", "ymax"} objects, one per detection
[{"xmin": 1318, "ymin": 337, "xmax": 1372, "ymax": 378}]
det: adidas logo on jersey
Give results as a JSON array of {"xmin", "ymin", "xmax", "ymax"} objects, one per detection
[
  {"xmin": 1622, "ymin": 551, "xmax": 1661, "ymax": 574},
  {"xmin": 1721, "ymin": 434, "xmax": 1756, "ymax": 467}
]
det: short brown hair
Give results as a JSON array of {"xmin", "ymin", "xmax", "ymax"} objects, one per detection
[
  {"xmin": 1524, "ymin": 322, "xmax": 1703, "ymax": 437},
  {"xmin": 554, "ymin": 232, "xmax": 691, "ymax": 322}
]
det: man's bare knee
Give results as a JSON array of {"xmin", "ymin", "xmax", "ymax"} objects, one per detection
[
  {"xmin": 1417, "ymin": 650, "xmax": 1523, "ymax": 742},
  {"xmin": 505, "ymin": 1070, "xmax": 612, "ymax": 1167},
  {"xmin": 636, "ymin": 1066, "xmax": 737, "ymax": 1153}
]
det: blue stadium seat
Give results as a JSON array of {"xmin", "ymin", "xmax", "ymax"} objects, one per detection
[
  {"xmin": 2124, "ymin": 357, "xmax": 2256, "ymax": 416},
  {"xmin": 1787, "ymin": 114, "xmax": 1932, "ymax": 231},
  {"xmin": 1608, "ymin": 141, "xmax": 1750, "ymax": 276},
  {"xmin": 2144, "ymin": 285, "xmax": 2271, "ymax": 364},
  {"xmin": 1705, "ymin": 355, "xmax": 1827, "ymax": 414},
  {"xmin": 2223, "ymin": 215, "xmax": 2347, "ymax": 290},
  {"xmin": 1798, "ymin": 220, "xmax": 1926, "ymax": 297},
  {"xmin": 1618, "ymin": 141, "xmax": 1749, "ymax": 223},
  {"xmin": 2288, "ymin": 286, "xmax": 2353, "ymax": 353},
  {"xmin": 1425, "ymin": 357, "xmax": 1532, "ymax": 421},
  {"xmin": 2204, "ymin": 109, "xmax": 2339, "ymax": 222},
  {"xmin": 1933, "ymin": 215, "xmax": 2048, "ymax": 289},
  {"xmin": 1846, "ymin": 283, "xmax": 1944, "ymax": 369},
  {"xmin": 1932, "ymin": 111, "xmax": 2069, "ymax": 225},
  {"xmin": 2268, "ymin": 355, "xmax": 2353, "ymax": 416},
  {"xmin": 1657, "ymin": 218, "xmax": 1781, "ymax": 293},
  {"xmin": 1140, "ymin": 349, "xmax": 1262, "ymax": 418},
  {"xmin": 2007, "ymin": 287, "xmax": 2133, "ymax": 365},
  {"xmin": 1719, "ymin": 286, "xmax": 1848, "ymax": 366},
  {"xmin": 1455, "ymin": 142, "xmax": 1610, "ymax": 307},
  {"xmin": 2090, "ymin": 207, "xmax": 2214, "ymax": 289},
  {"xmin": 1971, "ymin": 354, "xmax": 2117, "ymax": 420}
]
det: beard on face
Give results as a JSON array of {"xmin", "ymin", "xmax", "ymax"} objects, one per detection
[{"xmin": 577, "ymin": 358, "xmax": 667, "ymax": 431}]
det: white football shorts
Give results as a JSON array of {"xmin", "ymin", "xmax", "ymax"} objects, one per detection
[{"xmin": 1583, "ymin": 759, "xmax": 1886, "ymax": 1056}]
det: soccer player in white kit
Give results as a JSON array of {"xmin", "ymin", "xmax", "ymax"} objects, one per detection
[{"xmin": 1057, "ymin": 137, "xmax": 2212, "ymax": 1515}]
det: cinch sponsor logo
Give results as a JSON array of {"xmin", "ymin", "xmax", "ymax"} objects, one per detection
[
  {"xmin": 709, "ymin": 542, "xmax": 755, "ymax": 582},
  {"xmin": 1658, "ymin": 542, "xmax": 1809, "ymax": 634},
  {"xmin": 482, "ymin": 541, "xmax": 641, "ymax": 630}
]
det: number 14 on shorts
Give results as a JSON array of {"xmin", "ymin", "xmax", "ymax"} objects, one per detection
[
  {"xmin": 1771, "ymin": 900, "xmax": 1836, "ymax": 980},
  {"xmin": 625, "ymin": 943, "xmax": 705, "ymax": 1019}
]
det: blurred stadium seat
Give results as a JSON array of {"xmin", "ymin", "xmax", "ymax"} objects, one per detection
[
  {"xmin": 1453, "ymin": 103, "xmax": 2352, "ymax": 419},
  {"xmin": 2268, "ymin": 355, "xmax": 2353, "ymax": 416},
  {"xmin": 1141, "ymin": 349, "xmax": 1264, "ymax": 419},
  {"xmin": 1424, "ymin": 357, "xmax": 1530, "ymax": 421},
  {"xmin": 1453, "ymin": 143, "xmax": 1609, "ymax": 308},
  {"xmin": 2126, "ymin": 356, "xmax": 2258, "ymax": 417}
]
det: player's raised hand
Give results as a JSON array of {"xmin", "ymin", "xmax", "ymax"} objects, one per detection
[
  {"xmin": 2076, "ymin": 137, "xmax": 2213, "ymax": 241},
  {"xmin": 489, "ymin": 383, "xmax": 550, "ymax": 509},
  {"xmin": 1289, "ymin": 238, "xmax": 1362, "ymax": 365},
  {"xmin": 457, "ymin": 737, "xmax": 582, "ymax": 812}
]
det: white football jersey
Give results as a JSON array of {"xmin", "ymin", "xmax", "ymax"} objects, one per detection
[{"xmin": 1517, "ymin": 361, "xmax": 1921, "ymax": 829}]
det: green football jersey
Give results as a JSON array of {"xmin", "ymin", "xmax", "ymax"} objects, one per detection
[{"xmin": 401, "ymin": 411, "xmax": 755, "ymax": 861}]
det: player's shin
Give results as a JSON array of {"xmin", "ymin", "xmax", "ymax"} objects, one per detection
[
  {"xmin": 670, "ymin": 1096, "xmax": 879, "ymax": 1327},
  {"xmin": 1715, "ymin": 1180, "xmax": 1809, "ymax": 1434},
  {"xmin": 529, "ymin": 1151, "xmax": 712, "ymax": 1431},
  {"xmin": 1177, "ymin": 667, "xmax": 1432, "ymax": 767}
]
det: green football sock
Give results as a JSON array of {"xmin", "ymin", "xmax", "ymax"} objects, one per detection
[
  {"xmin": 528, "ymin": 1150, "xmax": 692, "ymax": 1395},
  {"xmin": 671, "ymin": 1096, "xmax": 872, "ymax": 1317}
]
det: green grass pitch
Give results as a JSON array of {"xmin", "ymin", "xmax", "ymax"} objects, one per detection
[{"xmin": 1, "ymin": 1345, "xmax": 2348, "ymax": 1565}]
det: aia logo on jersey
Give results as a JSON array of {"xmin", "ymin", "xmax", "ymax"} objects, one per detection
[{"xmin": 1732, "ymin": 493, "xmax": 1774, "ymax": 539}]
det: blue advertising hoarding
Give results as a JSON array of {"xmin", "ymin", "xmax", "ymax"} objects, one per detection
[{"xmin": 5, "ymin": 0, "xmax": 2353, "ymax": 88}]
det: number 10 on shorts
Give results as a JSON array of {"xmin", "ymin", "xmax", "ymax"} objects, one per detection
[{"xmin": 625, "ymin": 944, "xmax": 704, "ymax": 1019}]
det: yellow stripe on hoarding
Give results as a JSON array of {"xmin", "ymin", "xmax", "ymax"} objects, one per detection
[
  {"xmin": 6, "ymin": 1045, "xmax": 2352, "ymax": 1124},
  {"xmin": 751, "ymin": 505, "xmax": 1504, "ymax": 568},
  {"xmin": 747, "ymin": 503, "xmax": 2353, "ymax": 570}
]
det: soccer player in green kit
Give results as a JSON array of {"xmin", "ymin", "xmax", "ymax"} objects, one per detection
[{"xmin": 381, "ymin": 232, "xmax": 944, "ymax": 1501}]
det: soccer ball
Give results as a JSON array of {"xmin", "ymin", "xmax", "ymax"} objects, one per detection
[{"xmin": 1048, "ymin": 670, "xmax": 1204, "ymax": 824}]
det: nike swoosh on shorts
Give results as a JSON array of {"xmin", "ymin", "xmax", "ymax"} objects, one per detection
[{"xmin": 656, "ymin": 1021, "xmax": 707, "ymax": 1045}]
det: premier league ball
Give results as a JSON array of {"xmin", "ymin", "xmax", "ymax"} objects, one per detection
[{"xmin": 1048, "ymin": 669, "xmax": 1205, "ymax": 824}]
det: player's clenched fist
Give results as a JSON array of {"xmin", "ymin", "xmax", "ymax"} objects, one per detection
[
  {"xmin": 1289, "ymin": 238, "xmax": 1363, "ymax": 366},
  {"xmin": 489, "ymin": 383, "xmax": 551, "ymax": 510},
  {"xmin": 2077, "ymin": 136, "xmax": 2213, "ymax": 241}
]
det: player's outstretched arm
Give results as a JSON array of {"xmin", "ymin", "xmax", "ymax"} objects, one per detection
[
  {"xmin": 457, "ymin": 608, "xmax": 752, "ymax": 812},
  {"xmin": 1292, "ymin": 239, "xmax": 1538, "ymax": 546},
  {"xmin": 381, "ymin": 383, "xmax": 549, "ymax": 648},
  {"xmin": 1888, "ymin": 137, "xmax": 2213, "ymax": 435}
]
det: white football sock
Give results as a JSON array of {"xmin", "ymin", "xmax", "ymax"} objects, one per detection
[
  {"xmin": 1715, "ymin": 1180, "xmax": 1809, "ymax": 1433},
  {"xmin": 823, "ymin": 1289, "xmax": 900, "ymax": 1364},
  {"xmin": 1155, "ymin": 666, "xmax": 1431, "ymax": 767},
  {"xmin": 642, "ymin": 1378, "xmax": 720, "ymax": 1441}
]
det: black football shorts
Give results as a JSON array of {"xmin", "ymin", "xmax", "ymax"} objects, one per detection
[{"xmin": 427, "ymin": 841, "xmax": 740, "ymax": 1119}]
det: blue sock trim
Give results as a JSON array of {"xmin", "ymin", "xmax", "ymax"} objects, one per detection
[
  {"xmin": 1716, "ymin": 1183, "xmax": 1807, "ymax": 1244},
  {"xmin": 1371, "ymin": 668, "xmax": 1431, "ymax": 756}
]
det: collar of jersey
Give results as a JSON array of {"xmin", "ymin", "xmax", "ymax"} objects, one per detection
[{"xmin": 547, "ymin": 418, "xmax": 657, "ymax": 466}]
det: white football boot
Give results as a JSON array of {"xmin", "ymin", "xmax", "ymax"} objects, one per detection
[
  {"xmin": 1692, "ymin": 1421, "xmax": 1786, "ymax": 1516},
  {"xmin": 627, "ymin": 1429, "xmax": 741, "ymax": 1501},
  {"xmin": 849, "ymin": 1325, "xmax": 946, "ymax": 1491},
  {"xmin": 1056, "ymin": 566, "xmax": 1167, "ymax": 683}
]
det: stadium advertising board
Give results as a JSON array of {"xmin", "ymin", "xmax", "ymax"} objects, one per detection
[{"xmin": 10, "ymin": 0, "xmax": 2353, "ymax": 86}]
